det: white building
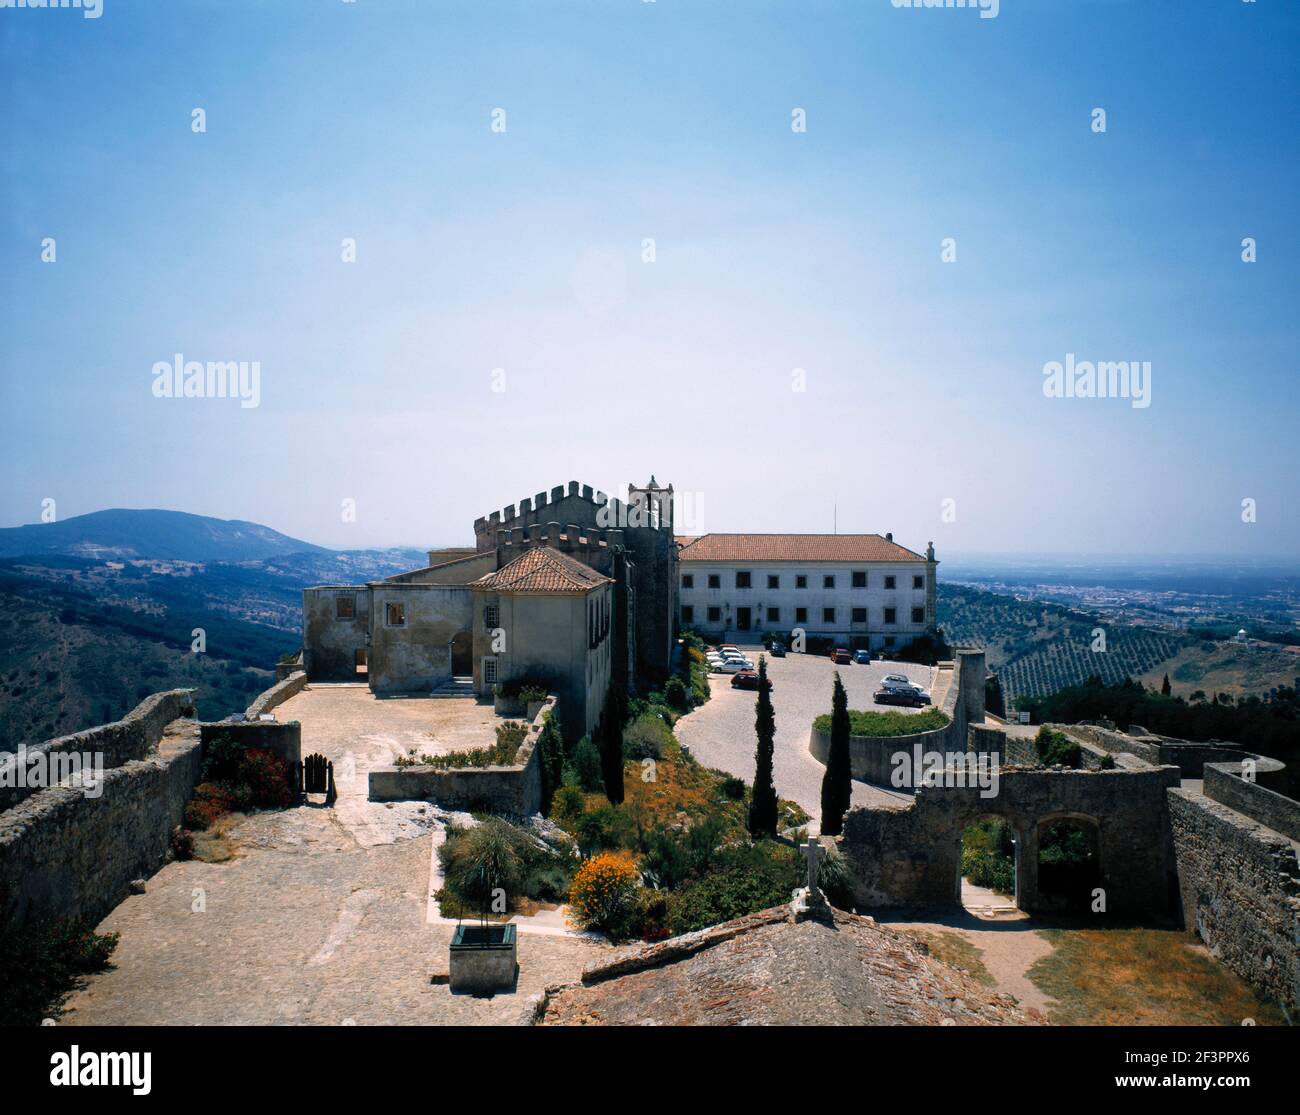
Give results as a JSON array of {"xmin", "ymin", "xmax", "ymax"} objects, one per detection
[{"xmin": 675, "ymin": 534, "xmax": 938, "ymax": 651}]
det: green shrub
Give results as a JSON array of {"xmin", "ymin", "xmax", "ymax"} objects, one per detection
[
  {"xmin": 669, "ymin": 845, "xmax": 801, "ymax": 935},
  {"xmin": 812, "ymin": 707, "xmax": 950, "ymax": 738},
  {"xmin": 568, "ymin": 736, "xmax": 605, "ymax": 792},
  {"xmin": 549, "ymin": 783, "xmax": 586, "ymax": 824},
  {"xmin": 1035, "ymin": 727, "xmax": 1083, "ymax": 768},
  {"xmin": 720, "ymin": 776, "xmax": 746, "ymax": 800},
  {"xmin": 663, "ymin": 676, "xmax": 690, "ymax": 712},
  {"xmin": 622, "ymin": 712, "xmax": 673, "ymax": 761},
  {"xmin": 814, "ymin": 844, "xmax": 857, "ymax": 910},
  {"xmin": 0, "ymin": 901, "xmax": 119, "ymax": 1025},
  {"xmin": 961, "ymin": 818, "xmax": 1016, "ymax": 896},
  {"xmin": 574, "ymin": 806, "xmax": 635, "ymax": 855}
]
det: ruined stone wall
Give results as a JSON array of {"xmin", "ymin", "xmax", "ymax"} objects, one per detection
[
  {"xmin": 245, "ymin": 670, "xmax": 308, "ymax": 719},
  {"xmin": 1169, "ymin": 788, "xmax": 1299, "ymax": 1016},
  {"xmin": 0, "ymin": 722, "xmax": 204, "ymax": 934},
  {"xmin": 0, "ymin": 690, "xmax": 196, "ymax": 812},
  {"xmin": 839, "ymin": 765, "xmax": 1180, "ymax": 914}
]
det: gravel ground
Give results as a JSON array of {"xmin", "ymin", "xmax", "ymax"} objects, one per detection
[{"xmin": 673, "ymin": 644, "xmax": 934, "ymax": 831}]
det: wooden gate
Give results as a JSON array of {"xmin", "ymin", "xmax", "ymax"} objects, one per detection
[{"xmin": 299, "ymin": 753, "xmax": 337, "ymax": 805}]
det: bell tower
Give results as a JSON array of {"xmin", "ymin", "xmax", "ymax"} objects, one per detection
[{"xmin": 627, "ymin": 475, "xmax": 674, "ymax": 532}]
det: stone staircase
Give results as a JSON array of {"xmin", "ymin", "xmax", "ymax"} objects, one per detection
[{"xmin": 430, "ymin": 676, "xmax": 475, "ymax": 699}]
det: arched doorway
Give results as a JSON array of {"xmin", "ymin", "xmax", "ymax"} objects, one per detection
[
  {"xmin": 959, "ymin": 814, "xmax": 1020, "ymax": 915},
  {"xmin": 1034, "ymin": 814, "xmax": 1101, "ymax": 913},
  {"xmin": 449, "ymin": 630, "xmax": 472, "ymax": 676}
]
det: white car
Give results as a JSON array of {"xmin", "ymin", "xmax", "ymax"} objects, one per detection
[
  {"xmin": 881, "ymin": 673, "xmax": 914, "ymax": 690},
  {"xmin": 714, "ymin": 658, "xmax": 750, "ymax": 673}
]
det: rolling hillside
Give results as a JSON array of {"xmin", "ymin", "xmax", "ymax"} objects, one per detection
[{"xmin": 0, "ymin": 509, "xmax": 329, "ymax": 562}]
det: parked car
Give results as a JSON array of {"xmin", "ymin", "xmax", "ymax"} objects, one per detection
[
  {"xmin": 731, "ymin": 670, "xmax": 770, "ymax": 691},
  {"xmin": 715, "ymin": 658, "xmax": 750, "ymax": 673},
  {"xmin": 853, "ymin": 649, "xmax": 871, "ymax": 664},
  {"xmin": 880, "ymin": 673, "xmax": 913, "ymax": 689},
  {"xmin": 874, "ymin": 685, "xmax": 931, "ymax": 708},
  {"xmin": 830, "ymin": 647, "xmax": 852, "ymax": 664},
  {"xmin": 768, "ymin": 642, "xmax": 786, "ymax": 657}
]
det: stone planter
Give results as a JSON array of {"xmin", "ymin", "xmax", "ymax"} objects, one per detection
[
  {"xmin": 526, "ymin": 699, "xmax": 546, "ymax": 722},
  {"xmin": 494, "ymin": 694, "xmax": 525, "ymax": 717},
  {"xmin": 449, "ymin": 923, "xmax": 518, "ymax": 993}
]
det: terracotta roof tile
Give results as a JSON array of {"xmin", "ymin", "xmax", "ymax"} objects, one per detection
[
  {"xmin": 469, "ymin": 545, "xmax": 611, "ymax": 594},
  {"xmin": 677, "ymin": 534, "xmax": 925, "ymax": 563}
]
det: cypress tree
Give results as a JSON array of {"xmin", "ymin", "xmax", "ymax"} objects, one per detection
[
  {"xmin": 600, "ymin": 678, "xmax": 625, "ymax": 804},
  {"xmin": 1161, "ymin": 674, "xmax": 1172, "ymax": 697},
  {"xmin": 748, "ymin": 655, "xmax": 778, "ymax": 838},
  {"xmin": 820, "ymin": 672, "xmax": 852, "ymax": 836}
]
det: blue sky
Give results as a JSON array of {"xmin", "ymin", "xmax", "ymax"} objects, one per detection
[{"xmin": 2, "ymin": 0, "xmax": 1297, "ymax": 557}]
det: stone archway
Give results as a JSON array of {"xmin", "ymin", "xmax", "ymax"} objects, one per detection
[{"xmin": 1029, "ymin": 811, "xmax": 1102, "ymax": 913}]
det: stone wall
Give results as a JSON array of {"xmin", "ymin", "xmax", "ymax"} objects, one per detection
[
  {"xmin": 199, "ymin": 720, "xmax": 302, "ymax": 770},
  {"xmin": 303, "ymin": 586, "xmax": 371, "ymax": 681},
  {"xmin": 0, "ymin": 690, "xmax": 196, "ymax": 812},
  {"xmin": 839, "ymin": 764, "xmax": 1181, "ymax": 914},
  {"xmin": 1203, "ymin": 760, "xmax": 1300, "ymax": 842},
  {"xmin": 245, "ymin": 670, "xmax": 309, "ymax": 719},
  {"xmin": 0, "ymin": 721, "xmax": 204, "ymax": 934},
  {"xmin": 367, "ymin": 697, "xmax": 553, "ymax": 816},
  {"xmin": 1169, "ymin": 788, "xmax": 1299, "ymax": 1016}
]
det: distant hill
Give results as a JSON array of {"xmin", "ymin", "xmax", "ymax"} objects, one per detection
[{"xmin": 0, "ymin": 509, "xmax": 329, "ymax": 562}]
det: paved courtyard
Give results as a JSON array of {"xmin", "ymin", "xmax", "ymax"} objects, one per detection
[
  {"xmin": 673, "ymin": 645, "xmax": 934, "ymax": 831},
  {"xmin": 61, "ymin": 686, "xmax": 605, "ymax": 1025}
]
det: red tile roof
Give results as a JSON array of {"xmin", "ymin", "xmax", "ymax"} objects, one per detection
[
  {"xmin": 677, "ymin": 534, "xmax": 926, "ymax": 563},
  {"xmin": 469, "ymin": 545, "xmax": 612, "ymax": 594}
]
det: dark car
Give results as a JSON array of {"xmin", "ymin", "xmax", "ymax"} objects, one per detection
[
  {"xmin": 853, "ymin": 649, "xmax": 871, "ymax": 664},
  {"xmin": 769, "ymin": 642, "xmax": 786, "ymax": 657},
  {"xmin": 830, "ymin": 647, "xmax": 852, "ymax": 664},
  {"xmin": 874, "ymin": 685, "xmax": 930, "ymax": 708},
  {"xmin": 731, "ymin": 670, "xmax": 768, "ymax": 691}
]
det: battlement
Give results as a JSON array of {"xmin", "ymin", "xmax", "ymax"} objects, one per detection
[{"xmin": 472, "ymin": 479, "xmax": 669, "ymax": 541}]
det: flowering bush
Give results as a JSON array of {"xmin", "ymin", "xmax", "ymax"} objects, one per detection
[{"xmin": 567, "ymin": 851, "xmax": 639, "ymax": 935}]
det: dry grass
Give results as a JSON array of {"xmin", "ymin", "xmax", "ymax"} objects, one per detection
[
  {"xmin": 190, "ymin": 813, "xmax": 244, "ymax": 863},
  {"xmin": 897, "ymin": 928, "xmax": 996, "ymax": 986},
  {"xmin": 1027, "ymin": 926, "xmax": 1288, "ymax": 1026}
]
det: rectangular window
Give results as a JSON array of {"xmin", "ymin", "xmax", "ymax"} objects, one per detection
[
  {"xmin": 386, "ymin": 602, "xmax": 405, "ymax": 626},
  {"xmin": 823, "ymin": 574, "xmax": 835, "ymax": 589},
  {"xmin": 681, "ymin": 605, "xmax": 694, "ymax": 624},
  {"xmin": 736, "ymin": 571, "xmax": 751, "ymax": 589},
  {"xmin": 484, "ymin": 604, "xmax": 499, "ymax": 629},
  {"xmin": 335, "ymin": 595, "xmax": 356, "ymax": 619},
  {"xmin": 852, "ymin": 571, "xmax": 867, "ymax": 589},
  {"xmin": 483, "ymin": 657, "xmax": 498, "ymax": 685},
  {"xmin": 708, "ymin": 574, "xmax": 721, "ymax": 589},
  {"xmin": 795, "ymin": 607, "xmax": 807, "ymax": 623},
  {"xmin": 884, "ymin": 607, "xmax": 897, "ymax": 625},
  {"xmin": 682, "ymin": 574, "xmax": 694, "ymax": 589},
  {"xmin": 767, "ymin": 574, "xmax": 780, "ymax": 590},
  {"xmin": 852, "ymin": 607, "xmax": 867, "ymax": 623},
  {"xmin": 913, "ymin": 575, "xmax": 924, "ymax": 590},
  {"xmin": 823, "ymin": 608, "xmax": 836, "ymax": 624},
  {"xmin": 766, "ymin": 607, "xmax": 779, "ymax": 623},
  {"xmin": 795, "ymin": 575, "xmax": 807, "ymax": 589},
  {"xmin": 912, "ymin": 607, "xmax": 926, "ymax": 624},
  {"xmin": 884, "ymin": 575, "xmax": 896, "ymax": 590},
  {"xmin": 707, "ymin": 606, "xmax": 722, "ymax": 623}
]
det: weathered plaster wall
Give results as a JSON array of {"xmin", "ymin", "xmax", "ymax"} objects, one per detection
[
  {"xmin": 303, "ymin": 586, "xmax": 370, "ymax": 681},
  {"xmin": 368, "ymin": 584, "xmax": 472, "ymax": 693},
  {"xmin": 1169, "ymin": 788, "xmax": 1299, "ymax": 1016}
]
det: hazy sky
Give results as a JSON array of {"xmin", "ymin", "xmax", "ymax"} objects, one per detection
[{"xmin": 2, "ymin": 0, "xmax": 1297, "ymax": 557}]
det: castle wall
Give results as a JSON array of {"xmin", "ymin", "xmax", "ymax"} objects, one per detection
[
  {"xmin": 0, "ymin": 689, "xmax": 196, "ymax": 812},
  {"xmin": 839, "ymin": 765, "xmax": 1180, "ymax": 915},
  {"xmin": 0, "ymin": 720, "xmax": 204, "ymax": 935},
  {"xmin": 1169, "ymin": 788, "xmax": 1299, "ymax": 1016}
]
